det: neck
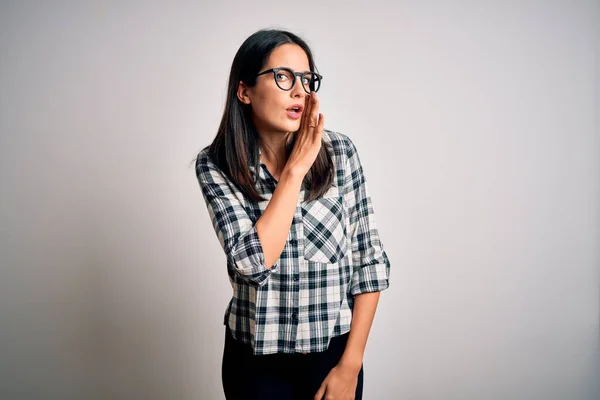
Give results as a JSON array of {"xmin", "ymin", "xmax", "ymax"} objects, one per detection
[{"xmin": 258, "ymin": 130, "xmax": 293, "ymax": 175}]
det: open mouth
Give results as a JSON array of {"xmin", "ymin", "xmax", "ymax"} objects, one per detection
[{"xmin": 286, "ymin": 105, "xmax": 303, "ymax": 119}]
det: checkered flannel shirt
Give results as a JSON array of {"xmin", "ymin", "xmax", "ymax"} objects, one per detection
[{"xmin": 195, "ymin": 129, "xmax": 390, "ymax": 355}]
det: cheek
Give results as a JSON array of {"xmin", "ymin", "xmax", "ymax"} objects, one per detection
[{"xmin": 253, "ymin": 96, "xmax": 282, "ymax": 124}]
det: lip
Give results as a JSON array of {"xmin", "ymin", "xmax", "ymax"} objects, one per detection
[
  {"xmin": 286, "ymin": 104, "xmax": 304, "ymax": 112},
  {"xmin": 286, "ymin": 104, "xmax": 304, "ymax": 120}
]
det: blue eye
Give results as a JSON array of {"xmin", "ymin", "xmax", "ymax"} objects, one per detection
[{"xmin": 276, "ymin": 71, "xmax": 292, "ymax": 81}]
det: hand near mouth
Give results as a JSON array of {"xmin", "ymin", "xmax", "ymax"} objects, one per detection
[{"xmin": 283, "ymin": 92, "xmax": 324, "ymax": 179}]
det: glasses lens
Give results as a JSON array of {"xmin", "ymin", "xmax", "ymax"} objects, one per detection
[
  {"xmin": 303, "ymin": 73, "xmax": 321, "ymax": 92},
  {"xmin": 274, "ymin": 69, "xmax": 294, "ymax": 90}
]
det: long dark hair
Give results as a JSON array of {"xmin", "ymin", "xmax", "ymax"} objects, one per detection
[{"xmin": 202, "ymin": 28, "xmax": 334, "ymax": 203}]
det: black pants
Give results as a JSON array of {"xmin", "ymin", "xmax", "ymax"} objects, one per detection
[{"xmin": 222, "ymin": 326, "xmax": 364, "ymax": 400}]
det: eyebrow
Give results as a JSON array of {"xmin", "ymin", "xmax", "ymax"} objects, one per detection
[{"xmin": 278, "ymin": 66, "xmax": 312, "ymax": 73}]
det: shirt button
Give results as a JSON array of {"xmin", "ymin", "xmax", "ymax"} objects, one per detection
[
  {"xmin": 291, "ymin": 312, "xmax": 297, "ymax": 320},
  {"xmin": 293, "ymin": 275, "xmax": 299, "ymax": 281}
]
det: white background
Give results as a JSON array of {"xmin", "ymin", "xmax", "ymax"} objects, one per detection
[{"xmin": 0, "ymin": 1, "xmax": 598, "ymax": 399}]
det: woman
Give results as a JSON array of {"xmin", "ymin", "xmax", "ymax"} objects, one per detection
[{"xmin": 195, "ymin": 28, "xmax": 390, "ymax": 400}]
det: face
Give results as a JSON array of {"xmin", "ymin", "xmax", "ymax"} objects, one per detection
[{"xmin": 237, "ymin": 43, "xmax": 311, "ymax": 135}]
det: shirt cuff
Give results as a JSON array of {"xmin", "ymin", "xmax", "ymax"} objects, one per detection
[
  {"xmin": 350, "ymin": 262, "xmax": 390, "ymax": 296},
  {"xmin": 229, "ymin": 226, "xmax": 278, "ymax": 286}
]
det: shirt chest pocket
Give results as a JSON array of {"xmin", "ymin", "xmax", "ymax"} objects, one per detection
[{"xmin": 300, "ymin": 187, "xmax": 348, "ymax": 264}]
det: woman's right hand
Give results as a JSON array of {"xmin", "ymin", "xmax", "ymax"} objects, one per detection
[{"xmin": 283, "ymin": 92, "xmax": 325, "ymax": 179}]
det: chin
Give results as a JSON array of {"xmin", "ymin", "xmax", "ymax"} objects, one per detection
[
  {"xmin": 269, "ymin": 119, "xmax": 300, "ymax": 134},
  {"xmin": 285, "ymin": 121, "xmax": 301, "ymax": 133}
]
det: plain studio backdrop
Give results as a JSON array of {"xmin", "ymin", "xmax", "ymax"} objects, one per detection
[{"xmin": 0, "ymin": 1, "xmax": 598, "ymax": 399}]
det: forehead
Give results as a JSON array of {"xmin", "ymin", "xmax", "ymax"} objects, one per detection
[{"xmin": 264, "ymin": 43, "xmax": 310, "ymax": 71}]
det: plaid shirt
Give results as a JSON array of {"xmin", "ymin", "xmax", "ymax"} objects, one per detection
[{"xmin": 195, "ymin": 129, "xmax": 390, "ymax": 355}]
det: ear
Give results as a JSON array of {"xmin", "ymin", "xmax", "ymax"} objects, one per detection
[{"xmin": 237, "ymin": 81, "xmax": 252, "ymax": 105}]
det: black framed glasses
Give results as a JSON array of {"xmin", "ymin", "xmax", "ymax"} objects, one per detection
[{"xmin": 256, "ymin": 67, "xmax": 323, "ymax": 93}]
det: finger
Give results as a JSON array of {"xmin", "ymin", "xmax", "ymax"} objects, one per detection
[
  {"xmin": 313, "ymin": 385, "xmax": 325, "ymax": 400},
  {"xmin": 308, "ymin": 92, "xmax": 319, "ymax": 128},
  {"xmin": 312, "ymin": 112, "xmax": 323, "ymax": 144},
  {"xmin": 300, "ymin": 94, "xmax": 313, "ymax": 133},
  {"xmin": 315, "ymin": 112, "xmax": 324, "ymax": 135}
]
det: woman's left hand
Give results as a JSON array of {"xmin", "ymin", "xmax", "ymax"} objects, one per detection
[{"xmin": 313, "ymin": 363, "xmax": 359, "ymax": 400}]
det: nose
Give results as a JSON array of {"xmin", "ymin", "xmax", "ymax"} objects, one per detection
[{"xmin": 290, "ymin": 75, "xmax": 305, "ymax": 98}]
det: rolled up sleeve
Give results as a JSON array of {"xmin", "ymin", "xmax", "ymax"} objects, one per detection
[
  {"xmin": 344, "ymin": 136, "xmax": 391, "ymax": 296},
  {"xmin": 195, "ymin": 152, "xmax": 276, "ymax": 287}
]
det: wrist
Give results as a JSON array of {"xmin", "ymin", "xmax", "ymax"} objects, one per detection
[
  {"xmin": 280, "ymin": 167, "xmax": 305, "ymax": 186},
  {"xmin": 338, "ymin": 354, "xmax": 363, "ymax": 374}
]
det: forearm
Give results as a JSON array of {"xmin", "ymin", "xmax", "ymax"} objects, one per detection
[
  {"xmin": 255, "ymin": 169, "xmax": 304, "ymax": 268},
  {"xmin": 338, "ymin": 291, "xmax": 381, "ymax": 372}
]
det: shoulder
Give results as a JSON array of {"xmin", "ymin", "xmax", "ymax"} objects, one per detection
[
  {"xmin": 195, "ymin": 145, "xmax": 225, "ymax": 186},
  {"xmin": 195, "ymin": 145, "xmax": 212, "ymax": 169},
  {"xmin": 322, "ymin": 129, "xmax": 360, "ymax": 161},
  {"xmin": 195, "ymin": 144, "xmax": 227, "ymax": 175}
]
